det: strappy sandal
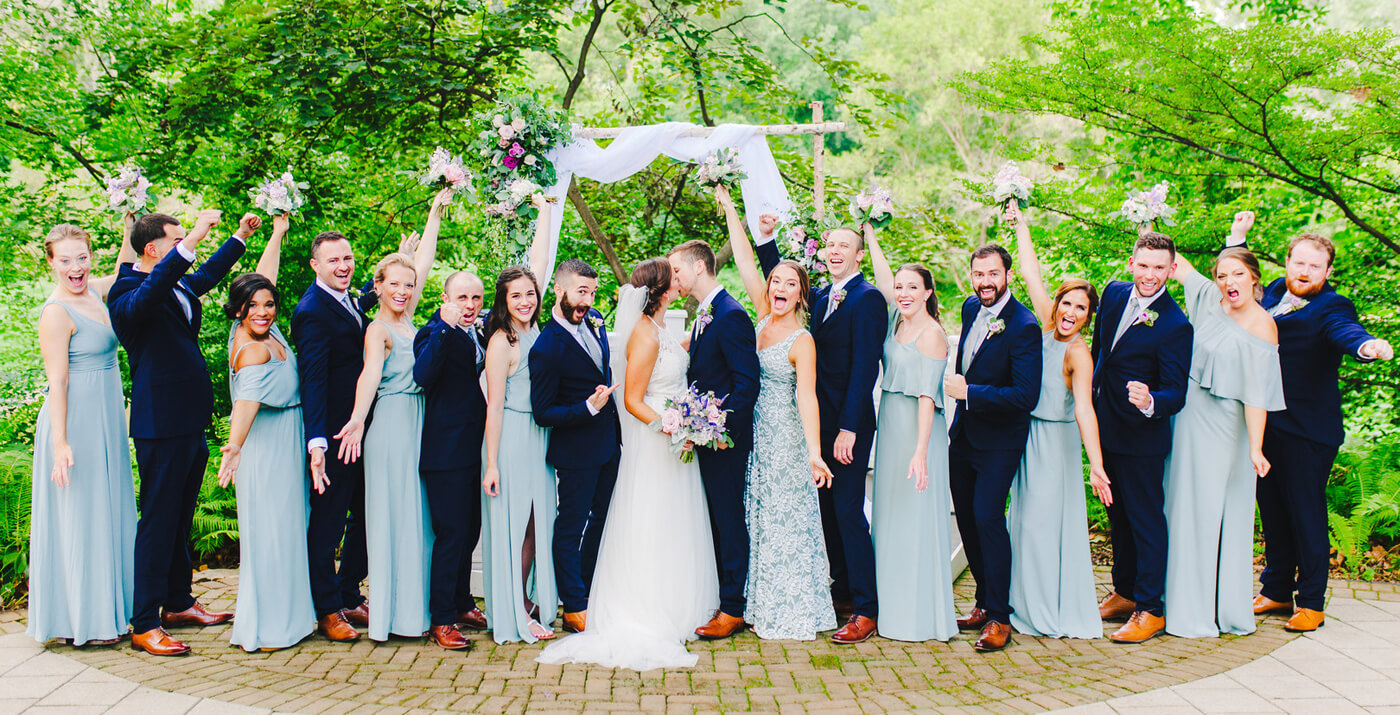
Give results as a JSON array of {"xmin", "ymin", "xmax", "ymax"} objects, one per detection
[{"xmin": 527, "ymin": 619, "xmax": 556, "ymax": 641}]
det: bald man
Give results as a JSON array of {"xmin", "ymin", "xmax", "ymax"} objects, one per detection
[{"xmin": 413, "ymin": 271, "xmax": 489, "ymax": 649}]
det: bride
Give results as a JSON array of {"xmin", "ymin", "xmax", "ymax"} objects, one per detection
[{"xmin": 536, "ymin": 257, "xmax": 719, "ymax": 670}]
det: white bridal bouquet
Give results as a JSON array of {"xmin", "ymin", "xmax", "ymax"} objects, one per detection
[
  {"xmin": 1111, "ymin": 181, "xmax": 1176, "ymax": 228},
  {"xmin": 654, "ymin": 385, "xmax": 733, "ymax": 463},
  {"xmin": 485, "ymin": 178, "xmax": 555, "ymax": 218},
  {"xmin": 105, "ymin": 165, "xmax": 153, "ymax": 215},
  {"xmin": 991, "ymin": 162, "xmax": 1034, "ymax": 208},
  {"xmin": 849, "ymin": 187, "xmax": 894, "ymax": 229},
  {"xmin": 420, "ymin": 146, "xmax": 473, "ymax": 196},
  {"xmin": 249, "ymin": 168, "xmax": 308, "ymax": 217},
  {"xmin": 693, "ymin": 149, "xmax": 747, "ymax": 190}
]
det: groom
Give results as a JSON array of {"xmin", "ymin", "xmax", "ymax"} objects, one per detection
[
  {"xmin": 667, "ymin": 240, "xmax": 760, "ymax": 639},
  {"xmin": 530, "ymin": 258, "xmax": 622, "ymax": 634}
]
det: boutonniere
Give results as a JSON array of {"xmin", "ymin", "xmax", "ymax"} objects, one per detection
[
  {"xmin": 696, "ymin": 304, "xmax": 715, "ymax": 334},
  {"xmin": 1281, "ymin": 295, "xmax": 1309, "ymax": 314},
  {"xmin": 587, "ymin": 314, "xmax": 604, "ymax": 331},
  {"xmin": 986, "ymin": 318, "xmax": 1005, "ymax": 337},
  {"xmin": 348, "ymin": 286, "xmax": 363, "ymax": 301},
  {"xmin": 1133, "ymin": 308, "xmax": 1159, "ymax": 328},
  {"xmin": 830, "ymin": 286, "xmax": 847, "ymax": 307}
]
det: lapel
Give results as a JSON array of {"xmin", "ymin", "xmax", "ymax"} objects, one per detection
[
  {"xmin": 965, "ymin": 296, "xmax": 1014, "ymax": 375},
  {"xmin": 1110, "ymin": 290, "xmax": 1160, "ymax": 356},
  {"xmin": 956, "ymin": 300, "xmax": 976, "ymax": 376},
  {"xmin": 551, "ymin": 315, "xmax": 605, "ymax": 380},
  {"xmin": 315, "ymin": 283, "xmax": 365, "ymax": 332},
  {"xmin": 690, "ymin": 289, "xmax": 727, "ymax": 356}
]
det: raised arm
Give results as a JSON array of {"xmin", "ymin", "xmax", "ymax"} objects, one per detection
[
  {"xmin": 334, "ymin": 322, "xmax": 390, "ymax": 464},
  {"xmin": 1007, "ymin": 203, "xmax": 1052, "ymax": 325},
  {"xmin": 37, "ymin": 304, "xmax": 75, "ymax": 488},
  {"xmin": 256, "ymin": 214, "xmax": 289, "ymax": 284},
  {"xmin": 528, "ymin": 194, "xmax": 553, "ymax": 289},
  {"xmin": 92, "ymin": 213, "xmax": 139, "ymax": 299},
  {"xmin": 791, "ymin": 333, "xmax": 834, "ymax": 488},
  {"xmin": 864, "ymin": 222, "xmax": 894, "ymax": 303},
  {"xmin": 407, "ymin": 189, "xmax": 450, "ymax": 315},
  {"xmin": 185, "ymin": 213, "xmax": 255, "ymax": 296},
  {"xmin": 716, "ymin": 186, "xmax": 769, "ymax": 320}
]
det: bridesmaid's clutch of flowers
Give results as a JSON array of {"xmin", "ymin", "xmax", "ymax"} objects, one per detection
[{"xmin": 654, "ymin": 385, "xmax": 733, "ymax": 463}]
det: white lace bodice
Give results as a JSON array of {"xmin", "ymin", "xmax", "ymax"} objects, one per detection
[{"xmin": 642, "ymin": 317, "xmax": 691, "ymax": 411}]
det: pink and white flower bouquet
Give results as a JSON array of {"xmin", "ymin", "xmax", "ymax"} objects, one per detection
[
  {"xmin": 849, "ymin": 187, "xmax": 894, "ymax": 229},
  {"xmin": 654, "ymin": 385, "xmax": 733, "ymax": 463},
  {"xmin": 693, "ymin": 149, "xmax": 747, "ymax": 190},
  {"xmin": 420, "ymin": 147, "xmax": 473, "ymax": 197},
  {"xmin": 105, "ymin": 165, "xmax": 154, "ymax": 215},
  {"xmin": 1111, "ymin": 181, "xmax": 1176, "ymax": 228},
  {"xmin": 990, "ymin": 162, "xmax": 1034, "ymax": 209},
  {"xmin": 249, "ymin": 168, "xmax": 308, "ymax": 217},
  {"xmin": 775, "ymin": 201, "xmax": 840, "ymax": 287}
]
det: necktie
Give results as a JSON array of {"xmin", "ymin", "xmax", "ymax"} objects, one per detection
[
  {"xmin": 173, "ymin": 282, "xmax": 194, "ymax": 323},
  {"xmin": 578, "ymin": 323, "xmax": 603, "ymax": 372},
  {"xmin": 467, "ymin": 328, "xmax": 484, "ymax": 369},
  {"xmin": 1112, "ymin": 296, "xmax": 1141, "ymax": 349},
  {"xmin": 961, "ymin": 308, "xmax": 991, "ymax": 372},
  {"xmin": 824, "ymin": 288, "xmax": 841, "ymax": 321},
  {"xmin": 341, "ymin": 294, "xmax": 363, "ymax": 328}
]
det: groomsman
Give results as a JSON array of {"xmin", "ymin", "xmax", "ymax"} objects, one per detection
[
  {"xmin": 1091, "ymin": 231, "xmax": 1193, "ymax": 644},
  {"xmin": 413, "ymin": 271, "xmax": 490, "ymax": 650},
  {"xmin": 530, "ymin": 259, "xmax": 621, "ymax": 635},
  {"xmin": 110, "ymin": 209, "xmax": 252, "ymax": 656},
  {"xmin": 667, "ymin": 240, "xmax": 761, "ymax": 639},
  {"xmin": 293, "ymin": 231, "xmax": 375, "ymax": 642},
  {"xmin": 756, "ymin": 222, "xmax": 885, "ymax": 644},
  {"xmin": 1238, "ymin": 216, "xmax": 1394, "ymax": 632},
  {"xmin": 944, "ymin": 244, "xmax": 1041, "ymax": 652}
]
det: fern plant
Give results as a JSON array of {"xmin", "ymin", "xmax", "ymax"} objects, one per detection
[
  {"xmin": 0, "ymin": 449, "xmax": 33, "ymax": 607},
  {"xmin": 190, "ymin": 417, "xmax": 239, "ymax": 561},
  {"xmin": 1326, "ymin": 439, "xmax": 1400, "ymax": 577}
]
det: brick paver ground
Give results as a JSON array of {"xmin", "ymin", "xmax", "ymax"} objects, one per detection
[{"xmin": 0, "ymin": 566, "xmax": 1344, "ymax": 713}]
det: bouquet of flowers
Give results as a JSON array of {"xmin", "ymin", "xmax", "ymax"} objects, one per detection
[
  {"xmin": 849, "ymin": 186, "xmax": 894, "ymax": 229},
  {"xmin": 775, "ymin": 201, "xmax": 842, "ymax": 287},
  {"xmin": 655, "ymin": 385, "xmax": 733, "ymax": 463},
  {"xmin": 693, "ymin": 149, "xmax": 747, "ymax": 190},
  {"xmin": 104, "ymin": 165, "xmax": 154, "ymax": 215},
  {"xmin": 990, "ymin": 162, "xmax": 1034, "ymax": 208},
  {"xmin": 1110, "ymin": 181, "xmax": 1176, "ymax": 228},
  {"xmin": 249, "ymin": 168, "xmax": 308, "ymax": 217},
  {"xmin": 484, "ymin": 178, "xmax": 554, "ymax": 218},
  {"xmin": 468, "ymin": 94, "xmax": 572, "ymax": 256},
  {"xmin": 420, "ymin": 147, "xmax": 473, "ymax": 195}
]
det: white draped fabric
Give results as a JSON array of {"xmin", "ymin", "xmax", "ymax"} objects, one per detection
[{"xmin": 541, "ymin": 122, "xmax": 793, "ymax": 279}]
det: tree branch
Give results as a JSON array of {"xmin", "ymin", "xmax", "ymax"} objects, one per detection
[
  {"xmin": 2, "ymin": 117, "xmax": 105, "ymax": 185},
  {"xmin": 568, "ymin": 178, "xmax": 628, "ymax": 283}
]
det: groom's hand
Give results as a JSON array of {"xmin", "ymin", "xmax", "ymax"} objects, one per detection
[
  {"xmin": 587, "ymin": 383, "xmax": 620, "ymax": 412},
  {"xmin": 833, "ymin": 430, "xmax": 856, "ymax": 465},
  {"xmin": 1126, "ymin": 381, "xmax": 1152, "ymax": 411},
  {"xmin": 758, "ymin": 212, "xmax": 779, "ymax": 240}
]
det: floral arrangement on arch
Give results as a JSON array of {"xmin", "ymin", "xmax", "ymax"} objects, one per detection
[
  {"xmin": 468, "ymin": 94, "xmax": 571, "ymax": 254},
  {"xmin": 775, "ymin": 200, "xmax": 844, "ymax": 288}
]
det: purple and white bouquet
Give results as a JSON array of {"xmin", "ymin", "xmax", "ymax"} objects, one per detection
[
  {"xmin": 420, "ymin": 147, "xmax": 473, "ymax": 197},
  {"xmin": 249, "ymin": 168, "xmax": 308, "ymax": 217},
  {"xmin": 1110, "ymin": 181, "xmax": 1176, "ymax": 228},
  {"xmin": 105, "ymin": 165, "xmax": 153, "ymax": 215},
  {"xmin": 693, "ymin": 149, "xmax": 747, "ymax": 190},
  {"xmin": 849, "ymin": 186, "xmax": 894, "ymax": 229},
  {"xmin": 654, "ymin": 385, "xmax": 733, "ymax": 463},
  {"xmin": 484, "ymin": 177, "xmax": 555, "ymax": 218},
  {"xmin": 775, "ymin": 201, "xmax": 840, "ymax": 287},
  {"xmin": 991, "ymin": 162, "xmax": 1034, "ymax": 208}
]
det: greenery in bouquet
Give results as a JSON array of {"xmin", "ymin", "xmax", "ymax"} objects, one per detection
[
  {"xmin": 248, "ymin": 167, "xmax": 308, "ymax": 217},
  {"xmin": 469, "ymin": 94, "xmax": 571, "ymax": 255},
  {"xmin": 1109, "ymin": 181, "xmax": 1176, "ymax": 228},
  {"xmin": 693, "ymin": 149, "xmax": 747, "ymax": 190},
  {"xmin": 776, "ymin": 200, "xmax": 844, "ymax": 287},
  {"xmin": 849, "ymin": 186, "xmax": 894, "ymax": 229},
  {"xmin": 104, "ymin": 165, "xmax": 154, "ymax": 216}
]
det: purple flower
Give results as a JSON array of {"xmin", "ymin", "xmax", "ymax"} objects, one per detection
[
  {"xmin": 502, "ymin": 155, "xmax": 520, "ymax": 169},
  {"xmin": 805, "ymin": 239, "xmax": 819, "ymax": 257},
  {"xmin": 509, "ymin": 142, "xmax": 526, "ymax": 158}
]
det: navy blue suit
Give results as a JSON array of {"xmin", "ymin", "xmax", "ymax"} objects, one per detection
[
  {"xmin": 687, "ymin": 288, "xmax": 760, "ymax": 617},
  {"xmin": 1258, "ymin": 279, "xmax": 1376, "ymax": 611},
  {"xmin": 108, "ymin": 237, "xmax": 245, "ymax": 632},
  {"xmin": 757, "ymin": 241, "xmax": 885, "ymax": 619},
  {"xmin": 948, "ymin": 294, "xmax": 1042, "ymax": 624},
  {"xmin": 1090, "ymin": 280, "xmax": 1192, "ymax": 615},
  {"xmin": 414, "ymin": 311, "xmax": 488, "ymax": 625},
  {"xmin": 292, "ymin": 282, "xmax": 374, "ymax": 617},
  {"xmin": 529, "ymin": 310, "xmax": 621, "ymax": 613}
]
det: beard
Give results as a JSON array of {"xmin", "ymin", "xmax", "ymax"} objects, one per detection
[
  {"xmin": 1286, "ymin": 275, "xmax": 1325, "ymax": 300},
  {"xmin": 975, "ymin": 282, "xmax": 1007, "ymax": 307},
  {"xmin": 557, "ymin": 292, "xmax": 590, "ymax": 325}
]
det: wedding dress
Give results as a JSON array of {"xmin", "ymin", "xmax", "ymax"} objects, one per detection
[{"xmin": 537, "ymin": 286, "xmax": 719, "ymax": 670}]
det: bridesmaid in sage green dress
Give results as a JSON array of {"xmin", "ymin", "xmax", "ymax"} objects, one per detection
[
  {"xmin": 29, "ymin": 222, "xmax": 138, "ymax": 647},
  {"xmin": 1006, "ymin": 204, "xmax": 1110, "ymax": 639},
  {"xmin": 1164, "ymin": 224, "xmax": 1283, "ymax": 639},
  {"xmin": 216, "ymin": 215, "xmax": 316, "ymax": 651},
  {"xmin": 862, "ymin": 225, "xmax": 957, "ymax": 642},
  {"xmin": 335, "ymin": 199, "xmax": 444, "ymax": 641}
]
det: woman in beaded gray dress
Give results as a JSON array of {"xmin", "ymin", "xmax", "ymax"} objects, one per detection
[
  {"xmin": 1163, "ymin": 218, "xmax": 1284, "ymax": 639},
  {"xmin": 1006, "ymin": 204, "xmax": 1110, "ymax": 639},
  {"xmin": 862, "ymin": 224, "xmax": 957, "ymax": 642},
  {"xmin": 723, "ymin": 191, "xmax": 836, "ymax": 641},
  {"xmin": 29, "ymin": 222, "xmax": 138, "ymax": 647},
  {"xmin": 215, "ymin": 215, "xmax": 316, "ymax": 651}
]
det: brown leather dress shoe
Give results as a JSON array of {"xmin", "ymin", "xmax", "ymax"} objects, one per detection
[
  {"xmin": 317, "ymin": 611, "xmax": 361, "ymax": 642},
  {"xmin": 1109, "ymin": 611, "xmax": 1166, "ymax": 643},
  {"xmin": 1284, "ymin": 608, "xmax": 1325, "ymax": 632},
  {"xmin": 974, "ymin": 621, "xmax": 1011, "ymax": 652},
  {"xmin": 457, "ymin": 607, "xmax": 488, "ymax": 630},
  {"xmin": 562, "ymin": 611, "xmax": 587, "ymax": 633},
  {"xmin": 1098, "ymin": 592, "xmax": 1137, "ymax": 621},
  {"xmin": 161, "ymin": 602, "xmax": 233, "ymax": 628},
  {"xmin": 131, "ymin": 627, "xmax": 191, "ymax": 656},
  {"xmin": 430, "ymin": 624, "xmax": 470, "ymax": 650},
  {"xmin": 695, "ymin": 611, "xmax": 746, "ymax": 640},
  {"xmin": 1252, "ymin": 594, "xmax": 1294, "ymax": 616},
  {"xmin": 342, "ymin": 602, "xmax": 370, "ymax": 627},
  {"xmin": 957, "ymin": 607, "xmax": 989, "ymax": 631},
  {"xmin": 831, "ymin": 615, "xmax": 877, "ymax": 644}
]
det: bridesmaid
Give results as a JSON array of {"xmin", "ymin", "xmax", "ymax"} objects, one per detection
[
  {"xmin": 335, "ymin": 190, "xmax": 446, "ymax": 641},
  {"xmin": 29, "ymin": 219, "xmax": 138, "ymax": 646},
  {"xmin": 862, "ymin": 223, "xmax": 957, "ymax": 642},
  {"xmin": 1006, "ymin": 203, "xmax": 1108, "ymax": 639},
  {"xmin": 1163, "ymin": 212, "xmax": 1283, "ymax": 638},
  {"xmin": 721, "ymin": 186, "xmax": 836, "ymax": 641},
  {"xmin": 481, "ymin": 196, "xmax": 560, "ymax": 644},
  {"xmin": 215, "ymin": 214, "xmax": 316, "ymax": 651}
]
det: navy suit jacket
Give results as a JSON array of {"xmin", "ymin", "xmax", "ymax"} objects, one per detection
[
  {"xmin": 108, "ymin": 237, "xmax": 246, "ymax": 440},
  {"xmin": 687, "ymin": 288, "xmax": 761, "ymax": 447},
  {"xmin": 529, "ymin": 310, "xmax": 622, "ymax": 469},
  {"xmin": 1090, "ymin": 280, "xmax": 1193, "ymax": 457},
  {"xmin": 291, "ymin": 283, "xmax": 374, "ymax": 449},
  {"xmin": 949, "ymin": 294, "xmax": 1042, "ymax": 451},
  {"xmin": 756, "ymin": 241, "xmax": 886, "ymax": 436},
  {"xmin": 413, "ymin": 311, "xmax": 488, "ymax": 471},
  {"xmin": 1262, "ymin": 278, "xmax": 1375, "ymax": 447}
]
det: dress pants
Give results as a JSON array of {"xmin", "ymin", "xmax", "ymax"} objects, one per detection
[
  {"xmin": 421, "ymin": 465, "xmax": 483, "ymax": 625},
  {"xmin": 1258, "ymin": 429, "xmax": 1337, "ymax": 612},
  {"xmin": 131, "ymin": 435, "xmax": 207, "ymax": 633},
  {"xmin": 948, "ymin": 434, "xmax": 1020, "ymax": 624},
  {"xmin": 820, "ymin": 426, "xmax": 878, "ymax": 620},
  {"xmin": 1104, "ymin": 451, "xmax": 1169, "ymax": 615},
  {"xmin": 307, "ymin": 438, "xmax": 368, "ymax": 617},
  {"xmin": 696, "ymin": 415, "xmax": 752, "ymax": 617},
  {"xmin": 553, "ymin": 455, "xmax": 620, "ymax": 613}
]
